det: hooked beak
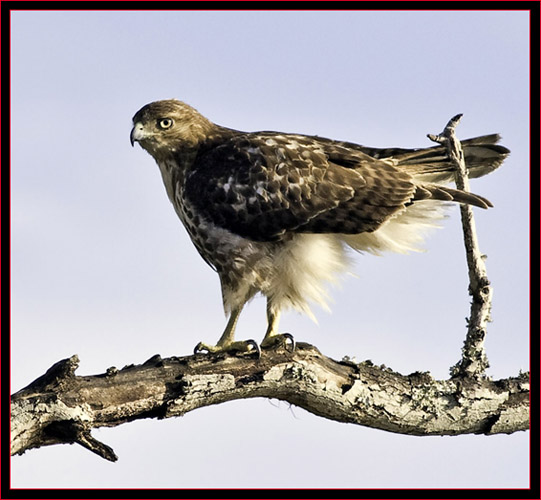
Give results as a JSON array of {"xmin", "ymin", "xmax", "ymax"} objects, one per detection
[{"xmin": 130, "ymin": 122, "xmax": 144, "ymax": 147}]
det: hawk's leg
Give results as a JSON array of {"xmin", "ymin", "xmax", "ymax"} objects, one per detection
[
  {"xmin": 194, "ymin": 306, "xmax": 259, "ymax": 355},
  {"xmin": 260, "ymin": 305, "xmax": 295, "ymax": 351}
]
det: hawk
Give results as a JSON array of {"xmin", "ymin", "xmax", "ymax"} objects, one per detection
[{"xmin": 130, "ymin": 100, "xmax": 509, "ymax": 355}]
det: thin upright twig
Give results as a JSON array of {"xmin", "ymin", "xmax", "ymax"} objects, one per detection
[{"xmin": 428, "ymin": 114, "xmax": 492, "ymax": 378}]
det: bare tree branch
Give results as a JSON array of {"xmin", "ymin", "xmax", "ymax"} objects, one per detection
[
  {"xmin": 11, "ymin": 345, "xmax": 529, "ymax": 462},
  {"xmin": 428, "ymin": 114, "xmax": 493, "ymax": 378}
]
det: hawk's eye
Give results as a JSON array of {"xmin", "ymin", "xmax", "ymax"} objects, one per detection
[{"xmin": 158, "ymin": 118, "xmax": 174, "ymax": 130}]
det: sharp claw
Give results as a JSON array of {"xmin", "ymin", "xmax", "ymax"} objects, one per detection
[
  {"xmin": 245, "ymin": 340, "xmax": 261, "ymax": 358},
  {"xmin": 282, "ymin": 333, "xmax": 295, "ymax": 352},
  {"xmin": 194, "ymin": 342, "xmax": 207, "ymax": 354},
  {"xmin": 260, "ymin": 333, "xmax": 296, "ymax": 352}
]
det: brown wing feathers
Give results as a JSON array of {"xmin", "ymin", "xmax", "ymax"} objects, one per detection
[
  {"xmin": 186, "ymin": 129, "xmax": 497, "ymax": 242},
  {"xmin": 412, "ymin": 183, "xmax": 493, "ymax": 209}
]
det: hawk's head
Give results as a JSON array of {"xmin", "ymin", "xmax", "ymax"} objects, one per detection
[{"xmin": 131, "ymin": 99, "xmax": 214, "ymax": 160}]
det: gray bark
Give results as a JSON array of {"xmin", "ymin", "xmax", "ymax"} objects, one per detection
[
  {"xmin": 429, "ymin": 114, "xmax": 493, "ymax": 377},
  {"xmin": 11, "ymin": 344, "xmax": 529, "ymax": 462}
]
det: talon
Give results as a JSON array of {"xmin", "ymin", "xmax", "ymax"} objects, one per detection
[
  {"xmin": 229, "ymin": 339, "xmax": 260, "ymax": 358},
  {"xmin": 194, "ymin": 342, "xmax": 210, "ymax": 354},
  {"xmin": 282, "ymin": 333, "xmax": 295, "ymax": 352},
  {"xmin": 245, "ymin": 340, "xmax": 261, "ymax": 358},
  {"xmin": 261, "ymin": 333, "xmax": 296, "ymax": 351}
]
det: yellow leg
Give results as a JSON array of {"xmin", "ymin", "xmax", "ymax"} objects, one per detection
[
  {"xmin": 260, "ymin": 303, "xmax": 295, "ymax": 351},
  {"xmin": 194, "ymin": 306, "xmax": 259, "ymax": 355},
  {"xmin": 216, "ymin": 307, "xmax": 242, "ymax": 347}
]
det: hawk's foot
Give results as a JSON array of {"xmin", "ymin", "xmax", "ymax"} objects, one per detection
[
  {"xmin": 260, "ymin": 333, "xmax": 295, "ymax": 352},
  {"xmin": 194, "ymin": 339, "xmax": 260, "ymax": 357}
]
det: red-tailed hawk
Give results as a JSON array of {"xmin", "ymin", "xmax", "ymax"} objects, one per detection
[{"xmin": 130, "ymin": 100, "xmax": 509, "ymax": 355}]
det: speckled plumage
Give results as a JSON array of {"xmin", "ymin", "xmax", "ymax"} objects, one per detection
[{"xmin": 131, "ymin": 99, "xmax": 509, "ymax": 352}]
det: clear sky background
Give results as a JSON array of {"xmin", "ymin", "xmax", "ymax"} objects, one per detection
[{"xmin": 11, "ymin": 10, "xmax": 529, "ymax": 489}]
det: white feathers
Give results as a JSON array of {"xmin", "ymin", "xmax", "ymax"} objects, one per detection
[
  {"xmin": 157, "ymin": 159, "xmax": 178, "ymax": 205},
  {"xmin": 340, "ymin": 201, "xmax": 449, "ymax": 255},
  {"xmin": 264, "ymin": 234, "xmax": 350, "ymax": 321}
]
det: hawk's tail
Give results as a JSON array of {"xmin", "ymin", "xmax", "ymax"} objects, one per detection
[{"xmin": 366, "ymin": 134, "xmax": 510, "ymax": 183}]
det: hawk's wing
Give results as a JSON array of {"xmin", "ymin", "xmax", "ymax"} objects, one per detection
[{"xmin": 184, "ymin": 133, "xmax": 418, "ymax": 242}]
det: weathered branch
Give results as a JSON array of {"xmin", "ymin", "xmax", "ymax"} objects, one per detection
[
  {"xmin": 428, "ymin": 115, "xmax": 493, "ymax": 378},
  {"xmin": 11, "ymin": 345, "xmax": 529, "ymax": 462}
]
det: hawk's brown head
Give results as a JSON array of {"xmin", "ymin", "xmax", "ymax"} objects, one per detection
[{"xmin": 130, "ymin": 99, "xmax": 215, "ymax": 160}]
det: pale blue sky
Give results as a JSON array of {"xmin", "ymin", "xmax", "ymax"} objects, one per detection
[{"xmin": 11, "ymin": 10, "xmax": 529, "ymax": 488}]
